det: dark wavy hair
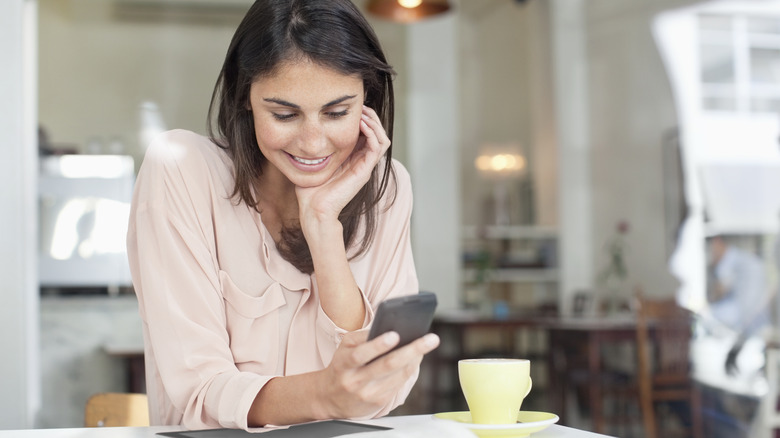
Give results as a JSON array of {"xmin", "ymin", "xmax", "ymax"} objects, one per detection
[{"xmin": 208, "ymin": 0, "xmax": 397, "ymax": 274}]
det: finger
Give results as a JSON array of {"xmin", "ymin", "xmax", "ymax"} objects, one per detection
[
  {"xmin": 399, "ymin": 333, "xmax": 441, "ymax": 356},
  {"xmin": 354, "ymin": 120, "xmax": 384, "ymax": 175},
  {"xmin": 358, "ymin": 123, "xmax": 389, "ymax": 173},
  {"xmin": 361, "ymin": 105, "xmax": 382, "ymax": 127},
  {"xmin": 358, "ymin": 118, "xmax": 378, "ymax": 154},
  {"xmin": 348, "ymin": 334, "xmax": 439, "ymax": 407},
  {"xmin": 361, "ymin": 107, "xmax": 391, "ymax": 153},
  {"xmin": 361, "ymin": 338, "xmax": 435, "ymax": 399},
  {"xmin": 359, "ymin": 114, "xmax": 382, "ymax": 151},
  {"xmin": 350, "ymin": 331, "xmax": 400, "ymax": 366},
  {"xmin": 360, "ymin": 113, "xmax": 390, "ymax": 152},
  {"xmin": 366, "ymin": 333, "xmax": 439, "ymax": 375}
]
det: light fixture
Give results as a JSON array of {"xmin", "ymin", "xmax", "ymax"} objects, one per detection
[
  {"xmin": 475, "ymin": 153, "xmax": 526, "ymax": 175},
  {"xmin": 475, "ymin": 143, "xmax": 527, "ymax": 225},
  {"xmin": 398, "ymin": 0, "xmax": 423, "ymax": 7},
  {"xmin": 366, "ymin": 0, "xmax": 451, "ymax": 23}
]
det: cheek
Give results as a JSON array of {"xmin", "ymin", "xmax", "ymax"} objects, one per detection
[
  {"xmin": 253, "ymin": 118, "xmax": 288, "ymax": 151},
  {"xmin": 330, "ymin": 119, "xmax": 361, "ymax": 152}
]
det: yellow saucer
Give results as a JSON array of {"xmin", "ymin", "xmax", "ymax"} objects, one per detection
[{"xmin": 432, "ymin": 411, "xmax": 559, "ymax": 438}]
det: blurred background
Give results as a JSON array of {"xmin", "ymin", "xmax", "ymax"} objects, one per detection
[{"xmin": 2, "ymin": 0, "xmax": 780, "ymax": 436}]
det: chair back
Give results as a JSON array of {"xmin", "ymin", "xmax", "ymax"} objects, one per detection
[
  {"xmin": 635, "ymin": 291, "xmax": 702, "ymax": 438},
  {"xmin": 84, "ymin": 392, "xmax": 150, "ymax": 427},
  {"xmin": 636, "ymin": 295, "xmax": 692, "ymax": 379}
]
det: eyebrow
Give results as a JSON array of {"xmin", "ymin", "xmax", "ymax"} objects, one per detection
[{"xmin": 262, "ymin": 94, "xmax": 358, "ymax": 110}]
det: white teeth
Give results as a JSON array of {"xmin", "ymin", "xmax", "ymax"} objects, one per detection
[{"xmin": 293, "ymin": 156, "xmax": 326, "ymax": 165}]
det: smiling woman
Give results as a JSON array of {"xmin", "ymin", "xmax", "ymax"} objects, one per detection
[{"xmin": 126, "ymin": 0, "xmax": 439, "ymax": 431}]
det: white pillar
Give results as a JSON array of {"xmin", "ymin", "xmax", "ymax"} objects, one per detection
[
  {"xmin": 551, "ymin": 0, "xmax": 593, "ymax": 315},
  {"xmin": 406, "ymin": 15, "xmax": 461, "ymax": 311},
  {"xmin": 0, "ymin": 0, "xmax": 40, "ymax": 429}
]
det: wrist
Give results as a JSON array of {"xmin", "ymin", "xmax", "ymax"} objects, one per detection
[
  {"xmin": 301, "ymin": 215, "xmax": 344, "ymax": 245},
  {"xmin": 310, "ymin": 369, "xmax": 336, "ymax": 420}
]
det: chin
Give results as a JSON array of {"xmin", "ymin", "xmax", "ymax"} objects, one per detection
[{"xmin": 290, "ymin": 173, "xmax": 333, "ymax": 189}]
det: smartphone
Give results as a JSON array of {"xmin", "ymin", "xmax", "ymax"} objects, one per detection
[{"xmin": 367, "ymin": 291, "xmax": 437, "ymax": 352}]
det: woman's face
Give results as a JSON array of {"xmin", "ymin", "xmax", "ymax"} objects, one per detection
[{"xmin": 249, "ymin": 59, "xmax": 365, "ymax": 189}]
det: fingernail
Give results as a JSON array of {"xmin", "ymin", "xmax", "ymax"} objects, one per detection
[
  {"xmin": 384, "ymin": 331, "xmax": 399, "ymax": 346},
  {"xmin": 424, "ymin": 333, "xmax": 440, "ymax": 347},
  {"xmin": 361, "ymin": 113, "xmax": 370, "ymax": 119}
]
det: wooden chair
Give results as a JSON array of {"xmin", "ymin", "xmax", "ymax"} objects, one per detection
[
  {"xmin": 635, "ymin": 292, "xmax": 703, "ymax": 438},
  {"xmin": 84, "ymin": 392, "xmax": 150, "ymax": 427},
  {"xmin": 548, "ymin": 322, "xmax": 641, "ymax": 437}
]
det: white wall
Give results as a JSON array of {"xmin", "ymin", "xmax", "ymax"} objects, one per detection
[
  {"xmin": 37, "ymin": 0, "xmax": 241, "ymax": 162},
  {"xmin": 406, "ymin": 15, "xmax": 461, "ymax": 311},
  {"xmin": 0, "ymin": 0, "xmax": 40, "ymax": 429}
]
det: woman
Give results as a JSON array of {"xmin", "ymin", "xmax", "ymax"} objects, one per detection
[{"xmin": 126, "ymin": 0, "xmax": 439, "ymax": 430}]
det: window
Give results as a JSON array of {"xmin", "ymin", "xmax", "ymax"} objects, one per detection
[{"xmin": 699, "ymin": 14, "xmax": 780, "ymax": 113}]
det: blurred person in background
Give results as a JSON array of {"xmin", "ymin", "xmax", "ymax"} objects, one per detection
[
  {"xmin": 694, "ymin": 234, "xmax": 773, "ymax": 438},
  {"xmin": 707, "ymin": 234, "xmax": 772, "ymax": 367}
]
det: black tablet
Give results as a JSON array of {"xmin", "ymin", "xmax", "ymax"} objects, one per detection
[{"xmin": 157, "ymin": 420, "xmax": 391, "ymax": 437}]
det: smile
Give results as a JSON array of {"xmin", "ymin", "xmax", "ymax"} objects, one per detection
[{"xmin": 292, "ymin": 155, "xmax": 327, "ymax": 165}]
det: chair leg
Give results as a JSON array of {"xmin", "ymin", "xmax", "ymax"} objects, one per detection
[
  {"xmin": 639, "ymin": 385, "xmax": 656, "ymax": 438},
  {"xmin": 691, "ymin": 384, "xmax": 704, "ymax": 438}
]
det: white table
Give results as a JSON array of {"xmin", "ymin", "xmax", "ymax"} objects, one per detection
[{"xmin": 0, "ymin": 415, "xmax": 613, "ymax": 437}]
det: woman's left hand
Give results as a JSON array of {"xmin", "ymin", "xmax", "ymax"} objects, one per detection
[{"xmin": 295, "ymin": 105, "xmax": 390, "ymax": 228}]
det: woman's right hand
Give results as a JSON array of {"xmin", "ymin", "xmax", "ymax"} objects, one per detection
[{"xmin": 314, "ymin": 330, "xmax": 440, "ymax": 419}]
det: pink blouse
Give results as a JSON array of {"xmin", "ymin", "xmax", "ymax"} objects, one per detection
[{"xmin": 126, "ymin": 130, "xmax": 420, "ymax": 430}]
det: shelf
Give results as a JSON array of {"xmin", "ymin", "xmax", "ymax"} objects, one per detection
[
  {"xmin": 463, "ymin": 268, "xmax": 559, "ymax": 283},
  {"xmin": 461, "ymin": 225, "xmax": 559, "ymax": 311},
  {"xmin": 462, "ymin": 225, "xmax": 558, "ymax": 240}
]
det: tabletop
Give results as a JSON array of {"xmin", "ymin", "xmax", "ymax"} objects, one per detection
[{"xmin": 1, "ymin": 414, "xmax": 613, "ymax": 437}]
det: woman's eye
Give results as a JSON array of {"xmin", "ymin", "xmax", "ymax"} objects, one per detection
[
  {"xmin": 272, "ymin": 113, "xmax": 296, "ymax": 121},
  {"xmin": 326, "ymin": 109, "xmax": 349, "ymax": 119}
]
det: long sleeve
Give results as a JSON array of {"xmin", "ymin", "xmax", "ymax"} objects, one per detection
[{"xmin": 127, "ymin": 131, "xmax": 271, "ymax": 429}]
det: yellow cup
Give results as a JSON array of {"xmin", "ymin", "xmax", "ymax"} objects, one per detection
[{"xmin": 458, "ymin": 358, "xmax": 532, "ymax": 424}]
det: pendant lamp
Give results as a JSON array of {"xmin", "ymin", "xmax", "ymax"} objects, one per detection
[{"xmin": 366, "ymin": 0, "xmax": 452, "ymax": 23}]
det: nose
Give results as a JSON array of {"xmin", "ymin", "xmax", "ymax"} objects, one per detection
[{"xmin": 297, "ymin": 118, "xmax": 327, "ymax": 155}]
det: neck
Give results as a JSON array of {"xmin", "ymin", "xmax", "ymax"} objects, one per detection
[{"xmin": 256, "ymin": 163, "xmax": 298, "ymax": 222}]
